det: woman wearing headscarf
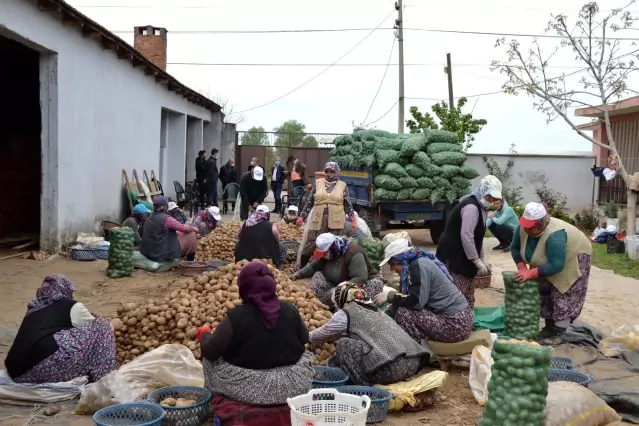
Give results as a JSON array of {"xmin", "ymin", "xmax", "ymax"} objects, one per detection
[
  {"xmin": 167, "ymin": 201, "xmax": 189, "ymax": 224},
  {"xmin": 193, "ymin": 206, "xmax": 222, "ymax": 236},
  {"xmin": 122, "ymin": 204, "xmax": 152, "ymax": 246},
  {"xmin": 375, "ymin": 239, "xmax": 473, "ymax": 344},
  {"xmin": 235, "ymin": 205, "xmax": 281, "ymax": 267},
  {"xmin": 436, "ymin": 175, "xmax": 503, "ymax": 309},
  {"xmin": 296, "ymin": 162, "xmax": 356, "ymax": 267},
  {"xmin": 510, "ymin": 202, "xmax": 592, "ymax": 345},
  {"xmin": 310, "ymin": 282, "xmax": 425, "ymax": 386},
  {"xmin": 5, "ymin": 275, "xmax": 118, "ymax": 384},
  {"xmin": 198, "ymin": 261, "xmax": 313, "ymax": 426},
  {"xmin": 291, "ymin": 233, "xmax": 384, "ymax": 307},
  {"xmin": 140, "ymin": 196, "xmax": 199, "ymax": 262}
]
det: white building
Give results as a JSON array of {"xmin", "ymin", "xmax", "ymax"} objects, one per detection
[{"xmin": 0, "ymin": 0, "xmax": 235, "ymax": 252}]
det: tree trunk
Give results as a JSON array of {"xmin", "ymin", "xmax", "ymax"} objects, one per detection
[{"xmin": 627, "ymin": 189, "xmax": 637, "ymax": 237}]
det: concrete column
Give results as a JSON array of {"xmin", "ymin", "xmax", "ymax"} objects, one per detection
[
  {"xmin": 159, "ymin": 110, "xmax": 169, "ymax": 185},
  {"xmin": 186, "ymin": 117, "xmax": 203, "ymax": 182},
  {"xmin": 221, "ymin": 122, "xmax": 236, "ymax": 167},
  {"xmin": 166, "ymin": 113, "xmax": 187, "ymax": 201}
]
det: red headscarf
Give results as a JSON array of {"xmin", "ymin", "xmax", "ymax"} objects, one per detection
[{"xmin": 238, "ymin": 262, "xmax": 281, "ymax": 329}]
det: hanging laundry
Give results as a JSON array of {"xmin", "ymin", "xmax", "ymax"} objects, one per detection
[{"xmin": 603, "ymin": 168, "xmax": 616, "ymax": 181}]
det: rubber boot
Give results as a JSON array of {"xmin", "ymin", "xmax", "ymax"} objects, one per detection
[
  {"xmin": 539, "ymin": 319, "xmax": 556, "ymax": 338},
  {"xmin": 186, "ymin": 253, "xmax": 195, "ymax": 261}
]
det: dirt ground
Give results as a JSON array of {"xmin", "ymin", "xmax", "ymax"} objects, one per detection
[{"xmin": 0, "ymin": 230, "xmax": 637, "ymax": 425}]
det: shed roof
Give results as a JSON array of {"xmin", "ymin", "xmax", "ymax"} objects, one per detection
[
  {"xmin": 36, "ymin": 0, "xmax": 221, "ymax": 113},
  {"xmin": 575, "ymin": 96, "xmax": 639, "ymax": 118}
]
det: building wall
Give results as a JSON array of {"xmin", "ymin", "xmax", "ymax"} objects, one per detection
[
  {"xmin": 466, "ymin": 153, "xmax": 596, "ymax": 212},
  {"xmin": 2, "ymin": 0, "xmax": 225, "ymax": 248}
]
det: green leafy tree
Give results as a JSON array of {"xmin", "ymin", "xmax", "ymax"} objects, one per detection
[
  {"xmin": 406, "ymin": 97, "xmax": 487, "ymax": 151},
  {"xmin": 240, "ymin": 126, "xmax": 269, "ymax": 146},
  {"xmin": 274, "ymin": 120, "xmax": 318, "ymax": 148}
]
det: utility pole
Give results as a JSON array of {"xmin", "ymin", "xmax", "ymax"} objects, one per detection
[
  {"xmin": 395, "ymin": 0, "xmax": 405, "ymax": 134},
  {"xmin": 446, "ymin": 53, "xmax": 454, "ymax": 109}
]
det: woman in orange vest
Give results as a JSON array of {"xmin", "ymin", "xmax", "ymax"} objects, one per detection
[{"xmin": 296, "ymin": 162, "xmax": 356, "ymax": 267}]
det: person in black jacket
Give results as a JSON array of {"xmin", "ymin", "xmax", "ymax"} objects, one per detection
[
  {"xmin": 271, "ymin": 156, "xmax": 286, "ymax": 214},
  {"xmin": 195, "ymin": 150, "xmax": 207, "ymax": 208},
  {"xmin": 206, "ymin": 148, "xmax": 220, "ymax": 207},
  {"xmin": 239, "ymin": 166, "xmax": 267, "ymax": 220},
  {"xmin": 219, "ymin": 157, "xmax": 237, "ymax": 214}
]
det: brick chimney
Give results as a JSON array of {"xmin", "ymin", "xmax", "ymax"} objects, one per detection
[{"xmin": 133, "ymin": 26, "xmax": 167, "ymax": 70}]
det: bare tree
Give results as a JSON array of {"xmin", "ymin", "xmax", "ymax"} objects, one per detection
[
  {"xmin": 212, "ymin": 94, "xmax": 246, "ymax": 125},
  {"xmin": 491, "ymin": 1, "xmax": 639, "ymax": 234}
]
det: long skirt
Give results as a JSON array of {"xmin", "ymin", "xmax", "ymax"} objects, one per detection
[
  {"xmin": 395, "ymin": 307, "xmax": 473, "ymax": 343},
  {"xmin": 178, "ymin": 232, "xmax": 197, "ymax": 256},
  {"xmin": 211, "ymin": 395, "xmax": 290, "ymax": 426},
  {"xmin": 14, "ymin": 318, "xmax": 116, "ymax": 384},
  {"xmin": 327, "ymin": 338, "xmax": 421, "ymax": 386},
  {"xmin": 450, "ymin": 272, "xmax": 475, "ymax": 310},
  {"xmin": 203, "ymin": 351, "xmax": 314, "ymax": 405},
  {"xmin": 301, "ymin": 208, "xmax": 344, "ymax": 258},
  {"xmin": 310, "ymin": 271, "xmax": 385, "ymax": 307},
  {"xmin": 539, "ymin": 253, "xmax": 591, "ymax": 327}
]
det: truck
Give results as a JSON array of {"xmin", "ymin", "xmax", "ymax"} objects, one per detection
[{"xmin": 340, "ymin": 167, "xmax": 457, "ymax": 243}]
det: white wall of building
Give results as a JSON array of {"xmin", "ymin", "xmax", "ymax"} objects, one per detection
[{"xmin": 2, "ymin": 0, "xmax": 226, "ymax": 249}]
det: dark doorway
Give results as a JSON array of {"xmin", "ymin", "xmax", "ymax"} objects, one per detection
[{"xmin": 0, "ymin": 35, "xmax": 41, "ymax": 246}]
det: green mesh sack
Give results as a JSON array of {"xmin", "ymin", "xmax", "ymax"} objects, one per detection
[
  {"xmin": 334, "ymin": 146, "xmax": 351, "ymax": 156},
  {"xmin": 107, "ymin": 227, "xmax": 134, "ymax": 279},
  {"xmin": 427, "ymin": 142, "xmax": 463, "ymax": 155},
  {"xmin": 479, "ymin": 339, "xmax": 551, "ymax": 426},
  {"xmin": 412, "ymin": 151, "xmax": 431, "ymax": 169},
  {"xmin": 430, "ymin": 190, "xmax": 443, "ymax": 203},
  {"xmin": 334, "ymin": 135, "xmax": 354, "ymax": 147},
  {"xmin": 504, "ymin": 271, "xmax": 542, "ymax": 341},
  {"xmin": 452, "ymin": 176, "xmax": 472, "ymax": 190},
  {"xmin": 374, "ymin": 188, "xmax": 397, "ymax": 200},
  {"xmin": 397, "ymin": 189, "xmax": 413, "ymax": 200},
  {"xmin": 332, "ymin": 155, "xmax": 356, "ymax": 169},
  {"xmin": 433, "ymin": 176, "xmax": 451, "ymax": 190},
  {"xmin": 431, "ymin": 151, "xmax": 467, "ymax": 167},
  {"xmin": 445, "ymin": 187, "xmax": 458, "ymax": 202},
  {"xmin": 404, "ymin": 164, "xmax": 424, "ymax": 178},
  {"xmin": 361, "ymin": 129, "xmax": 393, "ymax": 140},
  {"xmin": 426, "ymin": 129, "xmax": 459, "ymax": 144},
  {"xmin": 362, "ymin": 141, "xmax": 376, "ymax": 155},
  {"xmin": 374, "ymin": 174, "xmax": 402, "ymax": 191},
  {"xmin": 399, "ymin": 176, "xmax": 418, "ymax": 188},
  {"xmin": 441, "ymin": 164, "xmax": 461, "ymax": 179},
  {"xmin": 351, "ymin": 141, "xmax": 363, "ymax": 152},
  {"xmin": 376, "ymin": 150, "xmax": 400, "ymax": 169},
  {"xmin": 459, "ymin": 165, "xmax": 480, "ymax": 179},
  {"xmin": 416, "ymin": 177, "xmax": 435, "ymax": 189},
  {"xmin": 422, "ymin": 163, "xmax": 443, "ymax": 178},
  {"xmin": 360, "ymin": 155, "xmax": 376, "ymax": 168},
  {"xmin": 400, "ymin": 135, "xmax": 425, "ymax": 157},
  {"xmin": 411, "ymin": 188, "xmax": 432, "ymax": 200},
  {"xmin": 375, "ymin": 137, "xmax": 404, "ymax": 151},
  {"xmin": 383, "ymin": 162, "xmax": 409, "ymax": 178}
]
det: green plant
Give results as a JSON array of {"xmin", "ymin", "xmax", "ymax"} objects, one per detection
[
  {"xmin": 573, "ymin": 205, "xmax": 603, "ymax": 232},
  {"xmin": 604, "ymin": 202, "xmax": 618, "ymax": 219},
  {"xmin": 617, "ymin": 210, "xmax": 628, "ymax": 234},
  {"xmin": 549, "ymin": 209, "xmax": 574, "ymax": 225},
  {"xmin": 535, "ymin": 178, "xmax": 567, "ymax": 212},
  {"xmin": 482, "ymin": 156, "xmax": 524, "ymax": 207},
  {"xmin": 513, "ymin": 204, "xmax": 524, "ymax": 218}
]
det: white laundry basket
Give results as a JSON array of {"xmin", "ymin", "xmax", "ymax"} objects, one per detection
[
  {"xmin": 627, "ymin": 235, "xmax": 639, "ymax": 260},
  {"xmin": 288, "ymin": 388, "xmax": 371, "ymax": 426}
]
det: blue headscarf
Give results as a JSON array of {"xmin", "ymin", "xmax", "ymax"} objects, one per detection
[{"xmin": 390, "ymin": 248, "xmax": 454, "ymax": 294}]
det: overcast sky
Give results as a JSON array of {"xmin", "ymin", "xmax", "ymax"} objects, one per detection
[{"xmin": 69, "ymin": 0, "xmax": 639, "ymax": 154}]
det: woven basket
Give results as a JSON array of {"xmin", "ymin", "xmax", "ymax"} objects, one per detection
[
  {"xmin": 551, "ymin": 356, "xmax": 573, "ymax": 370},
  {"xmin": 70, "ymin": 248, "xmax": 97, "ymax": 261},
  {"xmin": 336, "ymin": 386, "xmax": 392, "ymax": 424},
  {"xmin": 147, "ymin": 386, "xmax": 211, "ymax": 426},
  {"xmin": 474, "ymin": 274, "xmax": 492, "ymax": 289},
  {"xmin": 548, "ymin": 368, "xmax": 592, "ymax": 387},
  {"xmin": 93, "ymin": 403, "xmax": 165, "ymax": 426},
  {"xmin": 312, "ymin": 366, "xmax": 349, "ymax": 389},
  {"xmin": 206, "ymin": 259, "xmax": 231, "ymax": 270},
  {"xmin": 94, "ymin": 248, "xmax": 110, "ymax": 260},
  {"xmin": 179, "ymin": 261, "xmax": 208, "ymax": 277}
]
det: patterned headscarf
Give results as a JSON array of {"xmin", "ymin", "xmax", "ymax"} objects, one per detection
[
  {"xmin": 27, "ymin": 274, "xmax": 77, "ymax": 315},
  {"xmin": 153, "ymin": 195, "xmax": 169, "ymax": 213},
  {"xmin": 333, "ymin": 282, "xmax": 378, "ymax": 311},
  {"xmin": 238, "ymin": 261, "xmax": 280, "ymax": 329},
  {"xmin": 324, "ymin": 161, "xmax": 341, "ymax": 186},
  {"xmin": 313, "ymin": 233, "xmax": 350, "ymax": 261},
  {"xmin": 245, "ymin": 205, "xmax": 270, "ymax": 227},
  {"xmin": 390, "ymin": 248, "xmax": 454, "ymax": 295}
]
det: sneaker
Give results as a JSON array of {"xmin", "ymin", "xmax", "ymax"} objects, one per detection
[
  {"xmin": 502, "ymin": 245, "xmax": 511, "ymax": 252},
  {"xmin": 492, "ymin": 244, "xmax": 505, "ymax": 250}
]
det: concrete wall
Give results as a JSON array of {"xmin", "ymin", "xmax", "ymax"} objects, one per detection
[
  {"xmin": 1, "ymin": 0, "xmax": 226, "ymax": 249},
  {"xmin": 164, "ymin": 113, "xmax": 187, "ymax": 201},
  {"xmin": 466, "ymin": 153, "xmax": 596, "ymax": 212},
  {"xmin": 186, "ymin": 117, "xmax": 203, "ymax": 182}
]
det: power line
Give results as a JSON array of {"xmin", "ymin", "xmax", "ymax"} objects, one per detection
[
  {"xmin": 362, "ymin": 37, "xmax": 396, "ymax": 125},
  {"xmin": 231, "ymin": 11, "xmax": 395, "ymax": 115},
  {"xmin": 361, "ymin": 101, "xmax": 399, "ymax": 128},
  {"xmin": 166, "ymin": 61, "xmax": 585, "ymax": 69}
]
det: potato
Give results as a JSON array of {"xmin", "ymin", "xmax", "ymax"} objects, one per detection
[{"xmin": 161, "ymin": 398, "xmax": 177, "ymax": 407}]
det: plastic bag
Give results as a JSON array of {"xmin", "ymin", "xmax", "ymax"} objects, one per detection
[
  {"xmin": 75, "ymin": 344, "xmax": 203, "ymax": 415},
  {"xmin": 383, "ymin": 162, "xmax": 409, "ymax": 178},
  {"xmin": 131, "ymin": 251, "xmax": 179, "ymax": 272},
  {"xmin": 599, "ymin": 324, "xmax": 639, "ymax": 357},
  {"xmin": 233, "ymin": 194, "xmax": 242, "ymax": 221},
  {"xmin": 375, "ymin": 370, "xmax": 447, "ymax": 412},
  {"xmin": 0, "ymin": 370, "xmax": 87, "ymax": 403},
  {"xmin": 426, "ymin": 129, "xmax": 459, "ymax": 144},
  {"xmin": 544, "ymin": 381, "xmax": 621, "ymax": 426},
  {"xmin": 469, "ymin": 345, "xmax": 494, "ymax": 406},
  {"xmin": 382, "ymin": 231, "xmax": 412, "ymax": 248},
  {"xmin": 296, "ymin": 206, "xmax": 315, "ymax": 268}
]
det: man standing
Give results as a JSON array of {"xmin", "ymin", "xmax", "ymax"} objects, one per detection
[
  {"xmin": 219, "ymin": 157, "xmax": 237, "ymax": 214},
  {"xmin": 487, "ymin": 199, "xmax": 519, "ymax": 251},
  {"xmin": 239, "ymin": 166, "xmax": 267, "ymax": 220},
  {"xmin": 248, "ymin": 157, "xmax": 259, "ymax": 172},
  {"xmin": 206, "ymin": 148, "xmax": 219, "ymax": 207},
  {"xmin": 271, "ymin": 156, "xmax": 285, "ymax": 214},
  {"xmin": 195, "ymin": 150, "xmax": 207, "ymax": 209}
]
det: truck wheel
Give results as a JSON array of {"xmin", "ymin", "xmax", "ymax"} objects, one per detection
[{"xmin": 429, "ymin": 220, "xmax": 445, "ymax": 244}]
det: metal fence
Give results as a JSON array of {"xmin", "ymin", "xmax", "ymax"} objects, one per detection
[{"xmin": 236, "ymin": 131, "xmax": 344, "ymax": 148}]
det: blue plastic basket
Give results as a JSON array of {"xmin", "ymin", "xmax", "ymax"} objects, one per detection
[
  {"xmin": 93, "ymin": 403, "xmax": 165, "ymax": 426},
  {"xmin": 94, "ymin": 248, "xmax": 109, "ymax": 260},
  {"xmin": 71, "ymin": 247, "xmax": 97, "ymax": 261},
  {"xmin": 311, "ymin": 366, "xmax": 349, "ymax": 389},
  {"xmin": 551, "ymin": 356, "xmax": 573, "ymax": 370},
  {"xmin": 336, "ymin": 386, "xmax": 392, "ymax": 424},
  {"xmin": 147, "ymin": 385, "xmax": 212, "ymax": 426},
  {"xmin": 206, "ymin": 259, "xmax": 231, "ymax": 270},
  {"xmin": 548, "ymin": 368, "xmax": 592, "ymax": 387}
]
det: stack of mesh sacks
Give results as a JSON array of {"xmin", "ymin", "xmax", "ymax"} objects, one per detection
[{"xmin": 331, "ymin": 129, "xmax": 479, "ymax": 203}]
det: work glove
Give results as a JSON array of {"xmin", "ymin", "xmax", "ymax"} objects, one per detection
[
  {"xmin": 515, "ymin": 268, "xmax": 539, "ymax": 283},
  {"xmin": 516, "ymin": 262, "xmax": 528, "ymax": 273},
  {"xmin": 373, "ymin": 286, "xmax": 395, "ymax": 306},
  {"xmin": 305, "ymin": 184, "xmax": 312, "ymax": 190},
  {"xmin": 196, "ymin": 325, "xmax": 211, "ymax": 342},
  {"xmin": 290, "ymin": 272, "xmax": 300, "ymax": 281},
  {"xmin": 473, "ymin": 259, "xmax": 490, "ymax": 276},
  {"xmin": 296, "ymin": 217, "xmax": 304, "ymax": 227},
  {"xmin": 349, "ymin": 216, "xmax": 357, "ymax": 234}
]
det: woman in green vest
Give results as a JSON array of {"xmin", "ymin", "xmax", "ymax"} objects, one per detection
[{"xmin": 510, "ymin": 202, "xmax": 592, "ymax": 345}]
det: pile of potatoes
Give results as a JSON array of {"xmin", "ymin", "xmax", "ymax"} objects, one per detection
[
  {"xmin": 277, "ymin": 222, "xmax": 303, "ymax": 242},
  {"xmin": 196, "ymin": 221, "xmax": 242, "ymax": 262},
  {"xmin": 114, "ymin": 259, "xmax": 335, "ymax": 366}
]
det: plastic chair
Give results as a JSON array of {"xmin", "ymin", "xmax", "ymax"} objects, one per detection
[
  {"xmin": 281, "ymin": 186, "xmax": 307, "ymax": 216},
  {"xmin": 173, "ymin": 180, "xmax": 187, "ymax": 207},
  {"xmin": 224, "ymin": 183, "xmax": 240, "ymax": 204}
]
